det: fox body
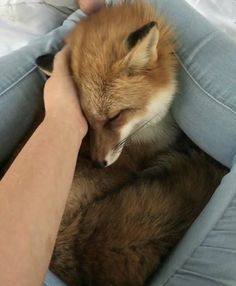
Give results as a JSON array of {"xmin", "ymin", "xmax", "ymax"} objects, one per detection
[{"xmin": 47, "ymin": 2, "xmax": 226, "ymax": 286}]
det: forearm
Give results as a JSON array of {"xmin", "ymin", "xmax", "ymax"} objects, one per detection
[{"xmin": 0, "ymin": 109, "xmax": 82, "ymax": 286}]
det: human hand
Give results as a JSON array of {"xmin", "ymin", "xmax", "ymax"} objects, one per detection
[
  {"xmin": 78, "ymin": 0, "xmax": 105, "ymax": 15},
  {"xmin": 44, "ymin": 46, "xmax": 88, "ymax": 138}
]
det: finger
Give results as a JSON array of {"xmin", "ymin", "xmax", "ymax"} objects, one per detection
[{"xmin": 53, "ymin": 46, "xmax": 71, "ymax": 76}]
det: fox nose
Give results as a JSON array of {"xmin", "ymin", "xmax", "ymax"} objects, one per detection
[{"xmin": 93, "ymin": 160, "xmax": 107, "ymax": 169}]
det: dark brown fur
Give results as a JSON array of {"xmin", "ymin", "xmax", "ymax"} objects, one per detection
[{"xmin": 51, "ymin": 135, "xmax": 226, "ymax": 286}]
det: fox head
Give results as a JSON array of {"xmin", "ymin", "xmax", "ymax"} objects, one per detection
[{"xmin": 68, "ymin": 2, "xmax": 177, "ymax": 168}]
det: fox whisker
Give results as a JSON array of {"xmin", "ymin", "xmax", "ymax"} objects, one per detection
[{"xmin": 113, "ymin": 113, "xmax": 161, "ymax": 152}]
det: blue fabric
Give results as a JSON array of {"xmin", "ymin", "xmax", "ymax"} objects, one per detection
[
  {"xmin": 0, "ymin": 1, "xmax": 236, "ymax": 285},
  {"xmin": 44, "ymin": 272, "xmax": 66, "ymax": 286},
  {"xmin": 150, "ymin": 0, "xmax": 236, "ymax": 168},
  {"xmin": 0, "ymin": 9, "xmax": 86, "ymax": 166}
]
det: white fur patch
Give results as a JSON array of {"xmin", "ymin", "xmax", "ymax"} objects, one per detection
[
  {"xmin": 122, "ymin": 81, "xmax": 177, "ymax": 144},
  {"xmin": 105, "ymin": 149, "xmax": 122, "ymax": 167},
  {"xmin": 146, "ymin": 82, "xmax": 176, "ymax": 123},
  {"xmin": 131, "ymin": 82, "xmax": 177, "ymax": 144},
  {"xmin": 105, "ymin": 119, "xmax": 139, "ymax": 166}
]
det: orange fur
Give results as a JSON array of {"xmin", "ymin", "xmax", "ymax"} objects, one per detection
[{"xmin": 68, "ymin": 1, "xmax": 177, "ymax": 165}]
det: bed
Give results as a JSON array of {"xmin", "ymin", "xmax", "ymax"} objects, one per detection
[{"xmin": 0, "ymin": 0, "xmax": 235, "ymax": 58}]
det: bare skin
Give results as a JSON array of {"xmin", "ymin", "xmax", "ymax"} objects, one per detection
[
  {"xmin": 79, "ymin": 0, "xmax": 105, "ymax": 14},
  {"xmin": 0, "ymin": 47, "xmax": 88, "ymax": 286}
]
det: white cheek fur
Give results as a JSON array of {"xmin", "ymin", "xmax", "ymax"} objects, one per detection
[
  {"xmin": 105, "ymin": 82, "xmax": 177, "ymax": 166},
  {"xmin": 105, "ymin": 119, "xmax": 138, "ymax": 166}
]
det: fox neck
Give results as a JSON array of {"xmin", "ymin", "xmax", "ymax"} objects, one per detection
[
  {"xmin": 127, "ymin": 112, "xmax": 179, "ymax": 155},
  {"xmin": 126, "ymin": 81, "xmax": 179, "ymax": 155}
]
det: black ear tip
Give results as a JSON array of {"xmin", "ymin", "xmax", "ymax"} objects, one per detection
[
  {"xmin": 36, "ymin": 53, "xmax": 55, "ymax": 69},
  {"xmin": 148, "ymin": 21, "xmax": 158, "ymax": 29},
  {"xmin": 36, "ymin": 53, "xmax": 55, "ymax": 76},
  {"xmin": 127, "ymin": 21, "xmax": 159, "ymax": 50}
]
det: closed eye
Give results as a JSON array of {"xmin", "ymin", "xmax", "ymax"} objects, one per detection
[
  {"xmin": 105, "ymin": 109, "xmax": 128, "ymax": 128},
  {"xmin": 109, "ymin": 112, "xmax": 123, "ymax": 122},
  {"xmin": 105, "ymin": 108, "xmax": 137, "ymax": 128}
]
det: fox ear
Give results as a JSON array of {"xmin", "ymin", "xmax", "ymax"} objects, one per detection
[
  {"xmin": 35, "ymin": 54, "xmax": 55, "ymax": 77},
  {"xmin": 125, "ymin": 22, "xmax": 159, "ymax": 72}
]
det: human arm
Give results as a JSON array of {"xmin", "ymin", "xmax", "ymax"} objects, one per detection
[{"xmin": 0, "ymin": 47, "xmax": 87, "ymax": 286}]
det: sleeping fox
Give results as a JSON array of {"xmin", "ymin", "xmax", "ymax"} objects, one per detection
[{"xmin": 37, "ymin": 1, "xmax": 227, "ymax": 285}]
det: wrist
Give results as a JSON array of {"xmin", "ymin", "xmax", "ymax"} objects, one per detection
[{"xmin": 44, "ymin": 103, "xmax": 88, "ymax": 143}]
